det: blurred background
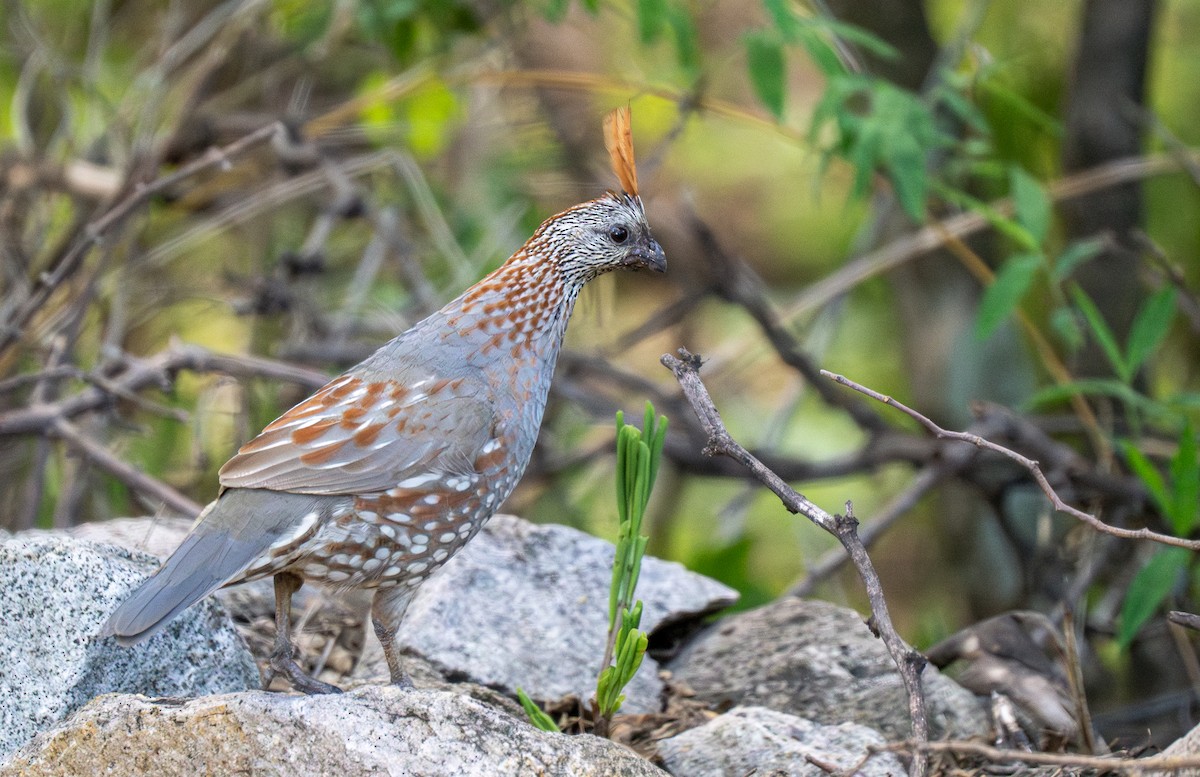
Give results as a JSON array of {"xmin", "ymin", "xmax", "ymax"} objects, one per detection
[{"xmin": 3, "ymin": 0, "xmax": 1200, "ymax": 752}]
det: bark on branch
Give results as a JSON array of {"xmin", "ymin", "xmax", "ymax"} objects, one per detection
[{"xmin": 661, "ymin": 347, "xmax": 930, "ymax": 777}]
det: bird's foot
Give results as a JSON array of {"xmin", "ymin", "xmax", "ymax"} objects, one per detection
[
  {"xmin": 389, "ymin": 668, "xmax": 414, "ymax": 690},
  {"xmin": 268, "ymin": 651, "xmax": 343, "ymax": 695}
]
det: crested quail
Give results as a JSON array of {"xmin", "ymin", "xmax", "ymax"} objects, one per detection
[{"xmin": 103, "ymin": 108, "xmax": 665, "ymax": 694}]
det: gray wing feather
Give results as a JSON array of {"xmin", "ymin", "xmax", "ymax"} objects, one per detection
[
  {"xmin": 219, "ymin": 371, "xmax": 496, "ymax": 495},
  {"xmin": 103, "ymin": 489, "xmax": 339, "ymax": 645}
]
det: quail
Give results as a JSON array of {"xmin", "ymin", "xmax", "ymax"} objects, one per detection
[{"xmin": 103, "ymin": 108, "xmax": 665, "ymax": 694}]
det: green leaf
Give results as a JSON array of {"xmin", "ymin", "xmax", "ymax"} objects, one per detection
[
  {"xmin": 665, "ymin": 6, "xmax": 700, "ymax": 73},
  {"xmin": 1118, "ymin": 547, "xmax": 1191, "ymax": 648},
  {"xmin": 1050, "ymin": 307, "xmax": 1084, "ymax": 353},
  {"xmin": 1009, "ymin": 166, "xmax": 1051, "ymax": 246},
  {"xmin": 746, "ymin": 32, "xmax": 786, "ymax": 119},
  {"xmin": 886, "ymin": 134, "xmax": 928, "ymax": 221},
  {"xmin": 1170, "ymin": 422, "xmax": 1199, "ymax": 534},
  {"xmin": 1126, "ymin": 287, "xmax": 1176, "ymax": 376},
  {"xmin": 813, "ymin": 17, "xmax": 898, "ymax": 60},
  {"xmin": 761, "ymin": 0, "xmax": 800, "ymax": 40},
  {"xmin": 517, "ymin": 688, "xmax": 559, "ymax": 732},
  {"xmin": 1025, "ymin": 380, "xmax": 1182, "ymax": 424},
  {"xmin": 637, "ymin": 0, "xmax": 667, "ymax": 43},
  {"xmin": 1121, "ymin": 440, "xmax": 1170, "ymax": 519},
  {"xmin": 1070, "ymin": 285, "xmax": 1130, "ymax": 382},
  {"xmin": 976, "ymin": 71, "xmax": 1063, "ymax": 138},
  {"xmin": 975, "ymin": 253, "xmax": 1042, "ymax": 340},
  {"xmin": 795, "ymin": 26, "xmax": 846, "ymax": 78},
  {"xmin": 935, "ymin": 183, "xmax": 1039, "ymax": 251},
  {"xmin": 1051, "ymin": 238, "xmax": 1105, "ymax": 283}
]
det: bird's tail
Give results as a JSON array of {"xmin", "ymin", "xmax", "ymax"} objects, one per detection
[{"xmin": 102, "ymin": 489, "xmax": 326, "ymax": 644}]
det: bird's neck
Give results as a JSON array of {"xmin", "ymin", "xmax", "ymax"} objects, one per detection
[{"xmin": 442, "ymin": 249, "xmax": 580, "ymax": 368}]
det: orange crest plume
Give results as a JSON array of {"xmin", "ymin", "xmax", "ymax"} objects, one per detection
[{"xmin": 604, "ymin": 106, "xmax": 639, "ymax": 197}]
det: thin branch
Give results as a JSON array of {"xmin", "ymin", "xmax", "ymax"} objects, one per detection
[
  {"xmin": 823, "ymin": 370, "xmax": 1200, "ymax": 551},
  {"xmin": 50, "ymin": 417, "xmax": 202, "ymax": 517},
  {"xmin": 1169, "ymin": 611, "xmax": 1200, "ymax": 632},
  {"xmin": 0, "ymin": 342, "xmax": 329, "ymax": 438},
  {"xmin": 889, "ymin": 738, "xmax": 1200, "ymax": 773},
  {"xmin": 788, "ymin": 465, "xmax": 948, "ymax": 597},
  {"xmin": 661, "ymin": 348, "xmax": 929, "ymax": 777},
  {"xmin": 687, "ymin": 208, "xmax": 887, "ymax": 433},
  {"xmin": 0, "ymin": 122, "xmax": 282, "ymax": 358}
]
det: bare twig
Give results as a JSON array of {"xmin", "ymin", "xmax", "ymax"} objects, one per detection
[
  {"xmin": 788, "ymin": 465, "xmax": 948, "ymax": 597},
  {"xmin": 1169, "ymin": 611, "xmax": 1200, "ymax": 632},
  {"xmin": 687, "ymin": 209, "xmax": 886, "ymax": 433},
  {"xmin": 0, "ymin": 122, "xmax": 282, "ymax": 358},
  {"xmin": 50, "ymin": 417, "xmax": 202, "ymax": 517},
  {"xmin": 823, "ymin": 370, "xmax": 1200, "ymax": 551},
  {"xmin": 0, "ymin": 342, "xmax": 329, "ymax": 438},
  {"xmin": 886, "ymin": 738, "xmax": 1200, "ymax": 773},
  {"xmin": 662, "ymin": 348, "xmax": 929, "ymax": 777},
  {"xmin": 1061, "ymin": 608, "xmax": 1097, "ymax": 754}
]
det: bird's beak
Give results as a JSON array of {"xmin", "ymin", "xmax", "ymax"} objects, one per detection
[{"xmin": 627, "ymin": 238, "xmax": 667, "ymax": 273}]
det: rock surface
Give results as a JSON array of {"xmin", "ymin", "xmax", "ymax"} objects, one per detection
[
  {"xmin": 657, "ymin": 706, "xmax": 906, "ymax": 777},
  {"xmin": 1, "ymin": 687, "xmax": 666, "ymax": 777},
  {"xmin": 1156, "ymin": 723, "xmax": 1200, "ymax": 776},
  {"xmin": 62, "ymin": 513, "xmax": 738, "ymax": 712},
  {"xmin": 0, "ymin": 534, "xmax": 259, "ymax": 761},
  {"xmin": 667, "ymin": 597, "xmax": 990, "ymax": 740},
  {"xmin": 354, "ymin": 514, "xmax": 739, "ymax": 712}
]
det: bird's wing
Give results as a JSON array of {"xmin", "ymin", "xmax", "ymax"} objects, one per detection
[
  {"xmin": 218, "ymin": 369, "xmax": 496, "ymax": 495},
  {"xmin": 104, "ymin": 489, "xmax": 343, "ymax": 644}
]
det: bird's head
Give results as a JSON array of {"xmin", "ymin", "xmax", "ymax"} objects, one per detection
[
  {"xmin": 531, "ymin": 191, "xmax": 666, "ymax": 285},
  {"xmin": 529, "ymin": 106, "xmax": 665, "ymax": 286}
]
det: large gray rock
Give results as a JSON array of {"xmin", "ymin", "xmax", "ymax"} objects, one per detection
[
  {"xmin": 1, "ymin": 687, "xmax": 666, "ymax": 777},
  {"xmin": 67, "ymin": 514, "xmax": 194, "ymax": 558},
  {"xmin": 65, "ymin": 514, "xmax": 737, "ymax": 712},
  {"xmin": 355, "ymin": 514, "xmax": 738, "ymax": 713},
  {"xmin": 0, "ymin": 534, "xmax": 260, "ymax": 762},
  {"xmin": 1155, "ymin": 724, "xmax": 1200, "ymax": 777},
  {"xmin": 64, "ymin": 515, "xmax": 360, "ymax": 681},
  {"xmin": 657, "ymin": 706, "xmax": 906, "ymax": 777},
  {"xmin": 667, "ymin": 597, "xmax": 990, "ymax": 740}
]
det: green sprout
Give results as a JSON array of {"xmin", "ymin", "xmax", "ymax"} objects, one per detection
[
  {"xmin": 595, "ymin": 403, "xmax": 667, "ymax": 731},
  {"xmin": 517, "ymin": 687, "xmax": 558, "ymax": 733},
  {"xmin": 517, "ymin": 402, "xmax": 667, "ymax": 737}
]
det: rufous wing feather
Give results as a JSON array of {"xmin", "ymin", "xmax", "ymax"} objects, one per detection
[{"xmin": 604, "ymin": 106, "xmax": 639, "ymax": 197}]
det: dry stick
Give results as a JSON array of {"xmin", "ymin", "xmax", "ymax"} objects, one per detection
[
  {"xmin": 888, "ymin": 738, "xmax": 1200, "ymax": 773},
  {"xmin": 0, "ymin": 342, "xmax": 329, "ymax": 437},
  {"xmin": 1169, "ymin": 611, "xmax": 1200, "ymax": 632},
  {"xmin": 1061, "ymin": 608, "xmax": 1097, "ymax": 754},
  {"xmin": 50, "ymin": 418, "xmax": 202, "ymax": 518},
  {"xmin": 822, "ymin": 370, "xmax": 1200, "ymax": 551},
  {"xmin": 0, "ymin": 122, "xmax": 282, "ymax": 359},
  {"xmin": 931, "ymin": 222, "xmax": 1112, "ymax": 466},
  {"xmin": 661, "ymin": 349, "xmax": 930, "ymax": 777}
]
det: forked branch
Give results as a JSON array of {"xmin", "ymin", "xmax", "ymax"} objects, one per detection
[{"xmin": 661, "ymin": 348, "xmax": 930, "ymax": 777}]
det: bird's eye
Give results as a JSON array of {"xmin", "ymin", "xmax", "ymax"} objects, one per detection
[{"xmin": 608, "ymin": 225, "xmax": 629, "ymax": 244}]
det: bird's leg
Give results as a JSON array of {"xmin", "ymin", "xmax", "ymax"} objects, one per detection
[
  {"xmin": 268, "ymin": 572, "xmax": 342, "ymax": 695},
  {"xmin": 371, "ymin": 586, "xmax": 416, "ymax": 689}
]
